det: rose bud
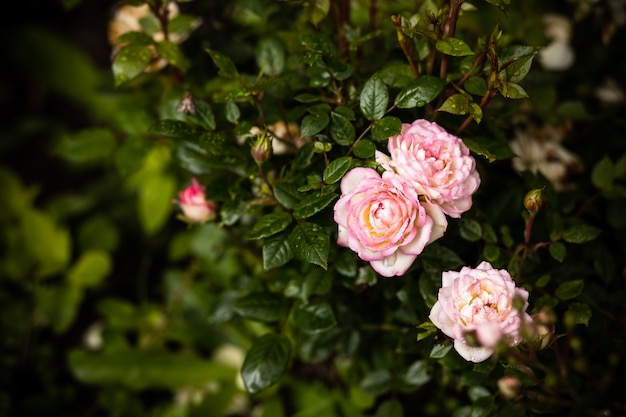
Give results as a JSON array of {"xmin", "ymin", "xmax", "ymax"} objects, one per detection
[{"xmin": 173, "ymin": 178, "xmax": 217, "ymax": 223}]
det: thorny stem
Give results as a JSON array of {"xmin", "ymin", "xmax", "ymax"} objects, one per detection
[
  {"xmin": 149, "ymin": 0, "xmax": 170, "ymax": 42},
  {"xmin": 456, "ymin": 51, "xmax": 487, "ymax": 88},
  {"xmin": 440, "ymin": 0, "xmax": 463, "ymax": 80},
  {"xmin": 455, "ymin": 88, "xmax": 495, "ymax": 135},
  {"xmin": 392, "ymin": 16, "xmax": 420, "ymax": 78},
  {"xmin": 347, "ymin": 103, "xmax": 398, "ymax": 156}
]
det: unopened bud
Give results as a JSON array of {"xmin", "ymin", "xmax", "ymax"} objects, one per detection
[
  {"xmin": 524, "ymin": 188, "xmax": 546, "ymax": 214},
  {"xmin": 497, "ymin": 376, "xmax": 520, "ymax": 400},
  {"xmin": 173, "ymin": 178, "xmax": 217, "ymax": 223},
  {"xmin": 251, "ymin": 131, "xmax": 272, "ymax": 164}
]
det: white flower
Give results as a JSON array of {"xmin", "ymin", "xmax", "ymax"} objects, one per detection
[
  {"xmin": 538, "ymin": 14, "xmax": 575, "ymax": 71},
  {"xmin": 509, "ymin": 123, "xmax": 584, "ymax": 191}
]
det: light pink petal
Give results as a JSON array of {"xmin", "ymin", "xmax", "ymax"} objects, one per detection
[
  {"xmin": 422, "ymin": 202, "xmax": 447, "ymax": 244},
  {"xmin": 441, "ymin": 270, "xmax": 459, "ymax": 287},
  {"xmin": 369, "ymin": 251, "xmax": 417, "ymax": 277},
  {"xmin": 400, "ymin": 217, "xmax": 433, "ymax": 255},
  {"xmin": 340, "ymin": 167, "xmax": 380, "ymax": 194},
  {"xmin": 453, "ymin": 339, "xmax": 494, "ymax": 363},
  {"xmin": 337, "ymin": 225, "xmax": 349, "ymax": 247}
]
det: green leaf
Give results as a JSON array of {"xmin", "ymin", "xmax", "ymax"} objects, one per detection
[
  {"xmin": 430, "ymin": 343, "xmax": 452, "ymax": 358},
  {"xmin": 292, "ymin": 142, "xmax": 316, "ymax": 171},
  {"xmin": 563, "ymin": 224, "xmax": 601, "ymax": 243},
  {"xmin": 463, "ymin": 136, "xmax": 516, "ymax": 162},
  {"xmin": 437, "ymin": 93, "xmax": 472, "ymax": 116},
  {"xmin": 395, "ymin": 76, "xmax": 446, "ymax": 108},
  {"xmin": 54, "ymin": 128, "xmax": 116, "ymax": 164},
  {"xmin": 549, "ymin": 242, "xmax": 566, "ymax": 263},
  {"xmin": 256, "ymin": 36, "xmax": 286, "ymax": 76},
  {"xmin": 360, "ymin": 75, "xmax": 389, "ymax": 120},
  {"xmin": 234, "ymin": 292, "xmax": 289, "ymax": 322},
  {"xmin": 36, "ymin": 285, "xmax": 82, "ymax": 333},
  {"xmin": 404, "ymin": 360, "xmax": 431, "ymax": 386},
  {"xmin": 225, "ymin": 101, "xmax": 240, "ymax": 124},
  {"xmin": 112, "ymin": 43, "xmax": 153, "ymax": 87},
  {"xmin": 248, "ymin": 212, "xmax": 293, "ymax": 240},
  {"xmin": 330, "ymin": 112, "xmax": 356, "ymax": 145},
  {"xmin": 375, "ymin": 399, "xmax": 404, "ymax": 417},
  {"xmin": 555, "ymin": 279, "xmax": 584, "ymax": 300},
  {"xmin": 206, "ymin": 48, "xmax": 239, "ymax": 79},
  {"xmin": 241, "ymin": 334, "xmax": 291, "ymax": 394},
  {"xmin": 459, "ymin": 218, "xmax": 482, "ymax": 241},
  {"xmin": 416, "ymin": 321, "xmax": 437, "ymax": 341},
  {"xmin": 273, "ymin": 182, "xmax": 302, "ymax": 209},
  {"xmin": 353, "ymin": 139, "xmax": 377, "ymax": 159},
  {"xmin": 306, "ymin": 0, "xmax": 330, "ymax": 25},
  {"xmin": 498, "ymin": 81, "xmax": 528, "ymax": 99},
  {"xmin": 289, "ymin": 222, "xmax": 329, "ymax": 269},
  {"xmin": 436, "ymin": 38, "xmax": 474, "ymax": 56},
  {"xmin": 150, "ymin": 119, "xmax": 197, "ymax": 139},
  {"xmin": 67, "ymin": 250, "xmax": 112, "ymax": 288},
  {"xmin": 359, "ymin": 369, "xmax": 391, "ymax": 395},
  {"xmin": 567, "ymin": 302, "xmax": 592, "ymax": 326},
  {"xmin": 484, "ymin": 0, "xmax": 511, "ymax": 12},
  {"xmin": 302, "ymin": 270, "xmax": 333, "ymax": 301},
  {"xmin": 191, "ymin": 99, "xmax": 216, "ymax": 131},
  {"xmin": 464, "ymin": 77, "xmax": 487, "ymax": 96},
  {"xmin": 294, "ymin": 193, "xmax": 338, "ymax": 220},
  {"xmin": 501, "ymin": 50, "xmax": 539, "ymax": 83},
  {"xmin": 138, "ymin": 174, "xmax": 175, "ymax": 235},
  {"xmin": 301, "ymin": 112, "xmax": 330, "ymax": 137},
  {"xmin": 155, "ymin": 40, "xmax": 189, "ymax": 71},
  {"xmin": 69, "ymin": 349, "xmax": 235, "ymax": 389},
  {"xmin": 115, "ymin": 31, "xmax": 155, "ymax": 46},
  {"xmin": 371, "ymin": 116, "xmax": 402, "ymax": 140},
  {"xmin": 323, "ymin": 157, "xmax": 353, "ymax": 184},
  {"xmin": 263, "ymin": 233, "xmax": 294, "ymax": 270},
  {"xmin": 592, "ymin": 156, "xmax": 614, "ymax": 190},
  {"xmin": 292, "ymin": 301, "xmax": 336, "ymax": 333},
  {"xmin": 21, "ymin": 209, "xmax": 71, "ymax": 278}
]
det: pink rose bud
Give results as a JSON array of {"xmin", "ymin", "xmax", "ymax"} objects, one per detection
[
  {"xmin": 497, "ymin": 376, "xmax": 521, "ymax": 400},
  {"xmin": 251, "ymin": 131, "xmax": 272, "ymax": 164},
  {"xmin": 376, "ymin": 119, "xmax": 480, "ymax": 218},
  {"xmin": 429, "ymin": 261, "xmax": 532, "ymax": 362},
  {"xmin": 523, "ymin": 187, "xmax": 546, "ymax": 214},
  {"xmin": 333, "ymin": 167, "xmax": 447, "ymax": 277},
  {"xmin": 173, "ymin": 178, "xmax": 217, "ymax": 223}
]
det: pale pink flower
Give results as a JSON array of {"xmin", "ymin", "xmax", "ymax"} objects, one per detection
[
  {"xmin": 376, "ymin": 119, "xmax": 480, "ymax": 218},
  {"xmin": 333, "ymin": 167, "xmax": 447, "ymax": 277},
  {"xmin": 173, "ymin": 178, "xmax": 217, "ymax": 223},
  {"xmin": 429, "ymin": 261, "xmax": 531, "ymax": 362}
]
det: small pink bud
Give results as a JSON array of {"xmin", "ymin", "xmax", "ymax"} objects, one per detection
[
  {"xmin": 497, "ymin": 376, "xmax": 520, "ymax": 400},
  {"xmin": 524, "ymin": 188, "xmax": 546, "ymax": 214},
  {"xmin": 173, "ymin": 178, "xmax": 217, "ymax": 223},
  {"xmin": 251, "ymin": 131, "xmax": 272, "ymax": 164}
]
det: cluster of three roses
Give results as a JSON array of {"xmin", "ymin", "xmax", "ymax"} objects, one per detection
[{"xmin": 334, "ymin": 119, "xmax": 533, "ymax": 362}]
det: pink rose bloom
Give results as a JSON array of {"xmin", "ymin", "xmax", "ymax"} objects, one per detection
[
  {"xmin": 429, "ymin": 261, "xmax": 532, "ymax": 362},
  {"xmin": 375, "ymin": 119, "xmax": 480, "ymax": 218},
  {"xmin": 173, "ymin": 178, "xmax": 217, "ymax": 223},
  {"xmin": 333, "ymin": 167, "xmax": 447, "ymax": 277}
]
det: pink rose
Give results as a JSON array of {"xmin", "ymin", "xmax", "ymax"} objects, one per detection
[
  {"xmin": 429, "ymin": 261, "xmax": 532, "ymax": 362},
  {"xmin": 173, "ymin": 178, "xmax": 217, "ymax": 223},
  {"xmin": 333, "ymin": 167, "xmax": 447, "ymax": 277},
  {"xmin": 375, "ymin": 119, "xmax": 480, "ymax": 218}
]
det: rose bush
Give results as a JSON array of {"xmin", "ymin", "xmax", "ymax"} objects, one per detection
[
  {"xmin": 376, "ymin": 119, "xmax": 480, "ymax": 218},
  {"xmin": 4, "ymin": 0, "xmax": 626, "ymax": 416},
  {"xmin": 334, "ymin": 167, "xmax": 447, "ymax": 277},
  {"xmin": 429, "ymin": 261, "xmax": 532, "ymax": 362}
]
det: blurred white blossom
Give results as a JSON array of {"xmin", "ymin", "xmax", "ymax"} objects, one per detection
[
  {"xmin": 539, "ymin": 14, "xmax": 575, "ymax": 71},
  {"xmin": 509, "ymin": 123, "xmax": 584, "ymax": 190}
]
